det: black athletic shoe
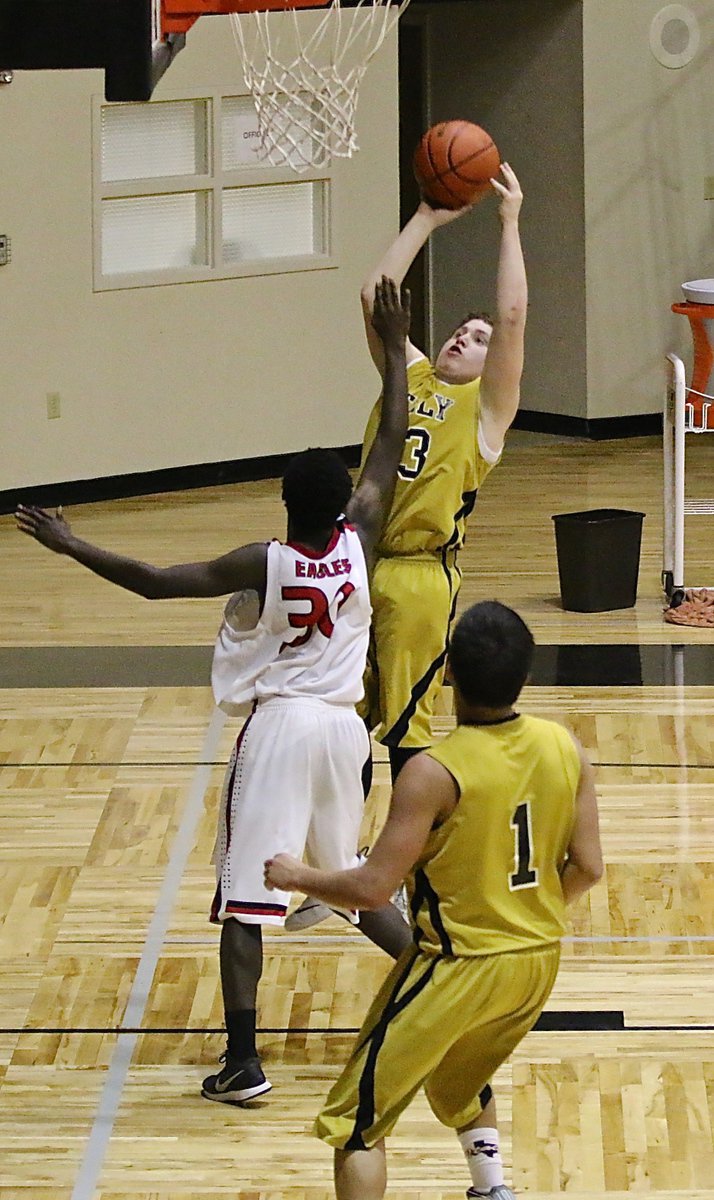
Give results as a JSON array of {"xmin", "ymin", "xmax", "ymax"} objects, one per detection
[
  {"xmin": 466, "ymin": 1187, "xmax": 516, "ymax": 1199},
  {"xmin": 285, "ymin": 849, "xmax": 370, "ymax": 931},
  {"xmin": 284, "ymin": 896, "xmax": 332, "ymax": 930},
  {"xmin": 201, "ymin": 1053, "xmax": 272, "ymax": 1104}
]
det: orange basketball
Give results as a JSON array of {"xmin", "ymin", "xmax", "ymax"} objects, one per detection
[{"xmin": 413, "ymin": 121, "xmax": 501, "ymax": 210}]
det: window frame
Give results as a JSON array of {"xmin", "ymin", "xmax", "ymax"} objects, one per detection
[{"xmin": 92, "ymin": 88, "xmax": 335, "ymax": 291}]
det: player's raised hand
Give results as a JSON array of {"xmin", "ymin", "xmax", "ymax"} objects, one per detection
[
  {"xmin": 417, "ymin": 198, "xmax": 473, "ymax": 227},
  {"xmin": 370, "ymin": 275, "xmax": 411, "ymax": 349},
  {"xmin": 490, "ymin": 162, "xmax": 523, "ymax": 223},
  {"xmin": 15, "ymin": 504, "xmax": 73, "ymax": 554},
  {"xmin": 264, "ymin": 853, "xmax": 304, "ymax": 891}
]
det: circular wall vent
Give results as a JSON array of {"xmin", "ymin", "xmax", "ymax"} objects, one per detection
[{"xmin": 650, "ymin": 5, "xmax": 700, "ymax": 69}]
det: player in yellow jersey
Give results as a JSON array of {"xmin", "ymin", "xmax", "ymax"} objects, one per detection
[
  {"xmin": 265, "ymin": 601, "xmax": 603, "ymax": 1200},
  {"xmin": 361, "ymin": 162, "xmax": 527, "ymax": 784}
]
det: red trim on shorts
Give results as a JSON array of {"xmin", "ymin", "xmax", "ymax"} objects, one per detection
[
  {"xmin": 286, "ymin": 526, "xmax": 340, "ymax": 559},
  {"xmin": 224, "ymin": 899, "xmax": 288, "ymax": 917},
  {"xmin": 224, "ymin": 702, "xmax": 257, "ymax": 852},
  {"xmin": 208, "ymin": 704, "xmax": 256, "ymax": 925},
  {"xmin": 222, "ymin": 748, "xmax": 239, "ymax": 856}
]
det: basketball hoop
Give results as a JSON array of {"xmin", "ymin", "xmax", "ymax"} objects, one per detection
[{"xmin": 229, "ymin": 0, "xmax": 411, "ymax": 171}]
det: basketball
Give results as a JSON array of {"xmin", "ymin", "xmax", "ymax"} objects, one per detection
[{"xmin": 413, "ymin": 121, "xmax": 501, "ymax": 210}]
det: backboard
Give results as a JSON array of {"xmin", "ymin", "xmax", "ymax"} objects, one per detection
[
  {"xmin": 0, "ymin": 0, "xmax": 184, "ymax": 101},
  {"xmin": 0, "ymin": 0, "xmax": 453, "ymax": 102}
]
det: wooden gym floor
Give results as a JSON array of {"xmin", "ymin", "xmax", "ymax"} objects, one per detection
[{"xmin": 0, "ymin": 432, "xmax": 712, "ymax": 1198}]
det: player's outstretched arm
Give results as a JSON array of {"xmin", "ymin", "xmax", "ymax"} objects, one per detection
[
  {"xmin": 264, "ymin": 753, "xmax": 457, "ymax": 909},
  {"xmin": 15, "ymin": 504, "xmax": 267, "ymax": 600},
  {"xmin": 347, "ymin": 276, "xmax": 410, "ymax": 562},
  {"xmin": 478, "ymin": 162, "xmax": 527, "ymax": 453},
  {"xmin": 360, "ymin": 201, "xmax": 469, "ymax": 375},
  {"xmin": 560, "ymin": 738, "xmax": 604, "ymax": 904}
]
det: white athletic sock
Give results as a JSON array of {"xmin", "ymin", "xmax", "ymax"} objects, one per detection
[{"xmin": 458, "ymin": 1126, "xmax": 504, "ymax": 1193}]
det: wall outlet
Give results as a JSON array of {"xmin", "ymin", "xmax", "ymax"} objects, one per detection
[
  {"xmin": 0, "ymin": 234, "xmax": 10, "ymax": 266},
  {"xmin": 705, "ymin": 177, "xmax": 714, "ymax": 200},
  {"xmin": 46, "ymin": 392, "xmax": 61, "ymax": 420}
]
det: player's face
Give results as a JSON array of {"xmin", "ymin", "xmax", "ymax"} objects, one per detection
[{"xmin": 434, "ymin": 318, "xmax": 492, "ymax": 383}]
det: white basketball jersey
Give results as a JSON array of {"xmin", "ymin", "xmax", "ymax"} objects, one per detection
[{"xmin": 211, "ymin": 521, "xmax": 371, "ymax": 714}]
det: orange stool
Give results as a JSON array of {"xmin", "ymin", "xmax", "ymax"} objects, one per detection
[{"xmin": 671, "ymin": 302, "xmax": 714, "ymax": 429}]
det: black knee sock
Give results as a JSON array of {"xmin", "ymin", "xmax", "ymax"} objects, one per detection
[
  {"xmin": 220, "ymin": 920, "xmax": 263, "ymax": 1060},
  {"xmin": 225, "ymin": 1008, "xmax": 258, "ymax": 1061},
  {"xmin": 357, "ymin": 903, "xmax": 412, "ymax": 959}
]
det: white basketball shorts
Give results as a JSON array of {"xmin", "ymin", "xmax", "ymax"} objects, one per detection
[{"xmin": 210, "ymin": 697, "xmax": 370, "ymax": 926}]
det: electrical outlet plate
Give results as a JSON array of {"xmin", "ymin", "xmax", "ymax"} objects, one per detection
[
  {"xmin": 0, "ymin": 235, "xmax": 10, "ymax": 266},
  {"xmin": 46, "ymin": 393, "xmax": 61, "ymax": 420}
]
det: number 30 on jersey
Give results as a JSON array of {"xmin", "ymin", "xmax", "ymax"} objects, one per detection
[{"xmin": 281, "ymin": 582, "xmax": 355, "ymax": 649}]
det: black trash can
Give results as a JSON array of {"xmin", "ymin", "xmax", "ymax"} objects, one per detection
[{"xmin": 552, "ymin": 508, "xmax": 645, "ymax": 612}]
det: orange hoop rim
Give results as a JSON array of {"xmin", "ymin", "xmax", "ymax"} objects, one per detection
[{"xmin": 162, "ymin": 0, "xmax": 332, "ymax": 38}]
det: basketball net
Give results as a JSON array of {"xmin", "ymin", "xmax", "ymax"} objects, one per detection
[{"xmin": 230, "ymin": 0, "xmax": 411, "ymax": 172}]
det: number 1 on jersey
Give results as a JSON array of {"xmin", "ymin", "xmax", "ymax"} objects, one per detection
[{"xmin": 509, "ymin": 801, "xmax": 538, "ymax": 890}]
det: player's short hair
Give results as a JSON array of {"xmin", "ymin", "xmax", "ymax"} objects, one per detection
[
  {"xmin": 282, "ymin": 448, "xmax": 353, "ymax": 530},
  {"xmin": 449, "ymin": 600, "xmax": 534, "ymax": 707},
  {"xmin": 454, "ymin": 309, "xmax": 494, "ymax": 333}
]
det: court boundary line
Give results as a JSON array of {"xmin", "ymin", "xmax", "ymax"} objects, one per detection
[
  {"xmin": 0, "ymin": 759, "xmax": 712, "ymax": 769},
  {"xmin": 7, "ymin": 1021, "xmax": 714, "ymax": 1035},
  {"xmin": 69, "ymin": 706, "xmax": 226, "ymax": 1200},
  {"xmin": 166, "ymin": 933, "xmax": 714, "ymax": 944}
]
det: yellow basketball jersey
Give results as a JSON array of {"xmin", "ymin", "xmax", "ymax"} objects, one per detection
[
  {"xmin": 409, "ymin": 715, "xmax": 580, "ymax": 957},
  {"xmin": 360, "ymin": 356, "xmax": 497, "ymax": 555}
]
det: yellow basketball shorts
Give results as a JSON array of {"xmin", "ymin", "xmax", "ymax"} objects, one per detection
[
  {"xmin": 359, "ymin": 552, "xmax": 461, "ymax": 748},
  {"xmin": 315, "ymin": 941, "xmax": 560, "ymax": 1149}
]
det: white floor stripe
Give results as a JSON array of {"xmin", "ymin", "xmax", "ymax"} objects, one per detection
[
  {"xmin": 565, "ymin": 934, "xmax": 714, "ymax": 943},
  {"xmin": 71, "ymin": 706, "xmax": 226, "ymax": 1200},
  {"xmin": 69, "ymin": 703, "xmax": 711, "ymax": 1200}
]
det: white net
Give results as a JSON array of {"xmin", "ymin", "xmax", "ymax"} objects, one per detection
[{"xmin": 230, "ymin": 0, "xmax": 411, "ymax": 172}]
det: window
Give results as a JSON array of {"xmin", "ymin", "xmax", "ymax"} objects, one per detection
[{"xmin": 93, "ymin": 93, "xmax": 332, "ymax": 290}]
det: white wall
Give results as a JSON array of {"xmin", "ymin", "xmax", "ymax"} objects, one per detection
[
  {"xmin": 6, "ymin": 0, "xmax": 710, "ymax": 470},
  {"xmin": 421, "ymin": 0, "xmax": 587, "ymax": 419},
  {"xmin": 583, "ymin": 0, "xmax": 714, "ymax": 417},
  {"xmin": 0, "ymin": 14, "xmax": 399, "ymax": 490},
  {"xmin": 422, "ymin": 0, "xmax": 714, "ymax": 422}
]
